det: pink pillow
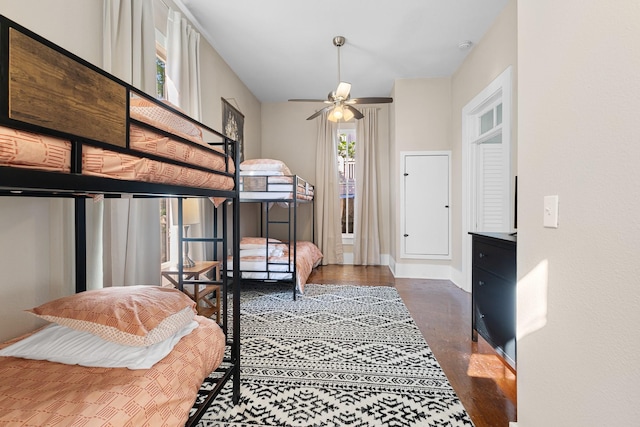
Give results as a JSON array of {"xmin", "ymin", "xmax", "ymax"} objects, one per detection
[{"xmin": 27, "ymin": 285, "xmax": 196, "ymax": 347}]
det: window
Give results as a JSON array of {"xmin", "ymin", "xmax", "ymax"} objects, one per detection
[
  {"xmin": 473, "ymin": 97, "xmax": 507, "ymax": 231},
  {"xmin": 155, "ymin": 4, "xmax": 170, "ymax": 265},
  {"xmin": 160, "ymin": 199, "xmax": 169, "ymax": 263},
  {"xmin": 338, "ymin": 127, "xmax": 356, "ymax": 236},
  {"xmin": 156, "ymin": 56, "xmax": 166, "ymax": 99}
]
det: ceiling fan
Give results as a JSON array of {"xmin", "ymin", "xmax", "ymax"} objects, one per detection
[{"xmin": 289, "ymin": 36, "xmax": 393, "ymax": 121}]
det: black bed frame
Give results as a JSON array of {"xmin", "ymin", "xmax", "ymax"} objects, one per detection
[
  {"xmin": 0, "ymin": 15, "xmax": 240, "ymax": 426},
  {"xmin": 239, "ymin": 174, "xmax": 315, "ymax": 300}
]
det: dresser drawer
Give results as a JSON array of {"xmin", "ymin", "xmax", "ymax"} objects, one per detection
[
  {"xmin": 473, "ymin": 239, "xmax": 516, "ymax": 281},
  {"xmin": 473, "ymin": 267, "xmax": 516, "ymax": 361}
]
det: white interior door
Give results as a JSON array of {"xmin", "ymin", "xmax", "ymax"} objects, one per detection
[{"xmin": 401, "ymin": 152, "xmax": 450, "ymax": 259}]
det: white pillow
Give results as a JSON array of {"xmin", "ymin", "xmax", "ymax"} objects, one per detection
[
  {"xmin": 0, "ymin": 320, "xmax": 198, "ymax": 370},
  {"xmin": 240, "ymin": 247, "xmax": 284, "ymax": 257},
  {"xmin": 239, "ymin": 170, "xmax": 285, "ymax": 176},
  {"xmin": 240, "ymin": 159, "xmax": 292, "ymax": 175}
]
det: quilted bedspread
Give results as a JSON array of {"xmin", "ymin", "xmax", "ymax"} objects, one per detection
[{"xmin": 0, "ymin": 316, "xmax": 225, "ymax": 427}]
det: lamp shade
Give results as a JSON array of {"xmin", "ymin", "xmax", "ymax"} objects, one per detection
[
  {"xmin": 182, "ymin": 198, "xmax": 200, "ymax": 225},
  {"xmin": 171, "ymin": 198, "xmax": 201, "ymax": 225}
]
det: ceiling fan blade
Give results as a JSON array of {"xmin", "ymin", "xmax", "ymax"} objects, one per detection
[
  {"xmin": 289, "ymin": 98, "xmax": 327, "ymax": 102},
  {"xmin": 344, "ymin": 105, "xmax": 364, "ymax": 120},
  {"xmin": 335, "ymin": 82, "xmax": 351, "ymax": 99},
  {"xmin": 306, "ymin": 105, "xmax": 334, "ymax": 120},
  {"xmin": 346, "ymin": 97, "xmax": 393, "ymax": 104}
]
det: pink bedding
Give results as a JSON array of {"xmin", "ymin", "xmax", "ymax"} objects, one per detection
[
  {"xmin": 227, "ymin": 239, "xmax": 323, "ymax": 293},
  {"xmin": 0, "ymin": 125, "xmax": 234, "ymax": 192},
  {"xmin": 0, "ymin": 126, "xmax": 71, "ymax": 172},
  {"xmin": 0, "ymin": 315, "xmax": 224, "ymax": 426}
]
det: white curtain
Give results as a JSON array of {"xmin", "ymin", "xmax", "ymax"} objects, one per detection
[
  {"xmin": 166, "ymin": 9, "xmax": 201, "ymax": 120},
  {"xmin": 315, "ymin": 112, "xmax": 344, "ymax": 264},
  {"xmin": 103, "ymin": 0, "xmax": 156, "ymax": 91},
  {"xmin": 165, "ymin": 9, "xmax": 208, "ymax": 261},
  {"xmin": 93, "ymin": 0, "xmax": 160, "ymax": 288},
  {"xmin": 354, "ymin": 107, "xmax": 381, "ymax": 265}
]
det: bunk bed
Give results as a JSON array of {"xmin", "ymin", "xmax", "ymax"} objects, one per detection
[
  {"xmin": 230, "ymin": 159, "xmax": 323, "ymax": 299},
  {"xmin": 0, "ymin": 15, "xmax": 240, "ymax": 427}
]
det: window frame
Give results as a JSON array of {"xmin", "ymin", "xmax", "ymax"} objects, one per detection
[{"xmin": 337, "ymin": 124, "xmax": 356, "ymax": 242}]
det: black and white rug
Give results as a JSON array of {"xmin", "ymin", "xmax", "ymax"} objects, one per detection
[{"xmin": 197, "ymin": 284, "xmax": 474, "ymax": 426}]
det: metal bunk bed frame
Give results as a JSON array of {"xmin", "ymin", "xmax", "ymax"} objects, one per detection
[
  {"xmin": 0, "ymin": 14, "xmax": 241, "ymax": 426},
  {"xmin": 239, "ymin": 174, "xmax": 315, "ymax": 300}
]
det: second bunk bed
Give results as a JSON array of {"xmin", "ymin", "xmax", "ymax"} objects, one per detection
[
  {"xmin": 0, "ymin": 15, "xmax": 240, "ymax": 426},
  {"xmin": 230, "ymin": 158, "xmax": 323, "ymax": 299}
]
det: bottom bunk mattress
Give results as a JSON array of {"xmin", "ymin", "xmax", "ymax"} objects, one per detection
[
  {"xmin": 0, "ymin": 314, "xmax": 225, "ymax": 426},
  {"xmin": 227, "ymin": 238, "xmax": 323, "ymax": 293}
]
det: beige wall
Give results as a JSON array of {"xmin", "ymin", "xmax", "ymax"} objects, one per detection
[
  {"xmin": 261, "ymin": 102, "xmax": 391, "ymax": 254},
  {"xmin": 0, "ymin": 0, "xmax": 103, "ymax": 341},
  {"xmin": 390, "ymin": 0, "xmax": 517, "ymax": 283},
  {"xmin": 0, "ymin": 0, "xmax": 260, "ymax": 341},
  {"xmin": 517, "ymin": 0, "xmax": 640, "ymax": 425},
  {"xmin": 450, "ymin": 0, "xmax": 518, "ymax": 290},
  {"xmin": 390, "ymin": 77, "xmax": 452, "ymax": 277}
]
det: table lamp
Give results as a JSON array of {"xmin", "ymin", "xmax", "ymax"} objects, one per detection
[{"xmin": 181, "ymin": 198, "xmax": 200, "ymax": 267}]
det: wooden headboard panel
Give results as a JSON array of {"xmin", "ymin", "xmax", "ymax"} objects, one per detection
[{"xmin": 8, "ymin": 28, "xmax": 127, "ymax": 148}]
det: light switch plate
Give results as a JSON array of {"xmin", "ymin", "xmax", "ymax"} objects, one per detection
[{"xmin": 544, "ymin": 195, "xmax": 559, "ymax": 228}]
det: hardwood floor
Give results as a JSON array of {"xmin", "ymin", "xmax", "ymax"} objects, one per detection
[{"xmin": 307, "ymin": 265, "xmax": 517, "ymax": 427}]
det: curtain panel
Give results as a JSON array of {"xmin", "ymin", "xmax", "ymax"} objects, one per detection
[
  {"xmin": 354, "ymin": 107, "xmax": 381, "ymax": 265},
  {"xmin": 93, "ymin": 0, "xmax": 160, "ymax": 288},
  {"xmin": 165, "ymin": 8, "xmax": 209, "ymax": 262},
  {"xmin": 315, "ymin": 112, "xmax": 344, "ymax": 265},
  {"xmin": 166, "ymin": 9, "xmax": 201, "ymax": 121}
]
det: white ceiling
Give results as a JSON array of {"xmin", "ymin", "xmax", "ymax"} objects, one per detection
[{"xmin": 176, "ymin": 0, "xmax": 509, "ymax": 103}]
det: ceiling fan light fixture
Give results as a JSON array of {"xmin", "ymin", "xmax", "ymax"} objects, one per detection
[
  {"xmin": 290, "ymin": 35, "xmax": 393, "ymax": 121},
  {"xmin": 327, "ymin": 104, "xmax": 355, "ymax": 122},
  {"xmin": 328, "ymin": 105, "xmax": 344, "ymax": 122},
  {"xmin": 342, "ymin": 107, "xmax": 355, "ymax": 121}
]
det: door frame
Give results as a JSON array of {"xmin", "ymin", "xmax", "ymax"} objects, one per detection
[{"xmin": 461, "ymin": 66, "xmax": 513, "ymax": 291}]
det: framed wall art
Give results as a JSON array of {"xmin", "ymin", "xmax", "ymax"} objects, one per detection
[{"xmin": 221, "ymin": 98, "xmax": 244, "ymax": 163}]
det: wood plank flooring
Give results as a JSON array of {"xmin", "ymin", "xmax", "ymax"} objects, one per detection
[{"xmin": 307, "ymin": 265, "xmax": 517, "ymax": 427}]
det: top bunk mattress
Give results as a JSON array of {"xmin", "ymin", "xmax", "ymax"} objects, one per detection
[
  {"xmin": 0, "ymin": 124, "xmax": 235, "ymax": 192},
  {"xmin": 239, "ymin": 159, "xmax": 314, "ymax": 201},
  {"xmin": 0, "ymin": 17, "xmax": 236, "ymax": 196}
]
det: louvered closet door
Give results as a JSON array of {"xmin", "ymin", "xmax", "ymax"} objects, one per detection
[
  {"xmin": 476, "ymin": 140, "xmax": 508, "ymax": 232},
  {"xmin": 402, "ymin": 152, "xmax": 450, "ymax": 259}
]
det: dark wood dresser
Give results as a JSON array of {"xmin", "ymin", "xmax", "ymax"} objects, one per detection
[{"xmin": 470, "ymin": 232, "xmax": 517, "ymax": 369}]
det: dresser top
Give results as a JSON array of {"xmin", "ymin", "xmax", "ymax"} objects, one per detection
[{"xmin": 469, "ymin": 231, "xmax": 517, "ymax": 243}]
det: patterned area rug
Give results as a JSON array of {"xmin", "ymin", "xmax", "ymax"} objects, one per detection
[{"xmin": 197, "ymin": 283, "xmax": 474, "ymax": 427}]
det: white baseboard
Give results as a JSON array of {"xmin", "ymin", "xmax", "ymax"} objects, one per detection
[
  {"xmin": 509, "ymin": 422, "xmax": 518, "ymax": 427},
  {"xmin": 339, "ymin": 255, "xmax": 469, "ymax": 294},
  {"xmin": 341, "ymin": 253, "xmax": 391, "ymax": 267},
  {"xmin": 393, "ymin": 263, "xmax": 452, "ymax": 280}
]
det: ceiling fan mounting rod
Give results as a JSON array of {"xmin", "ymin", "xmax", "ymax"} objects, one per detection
[
  {"xmin": 333, "ymin": 36, "xmax": 345, "ymax": 86},
  {"xmin": 287, "ymin": 34, "xmax": 392, "ymax": 122}
]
